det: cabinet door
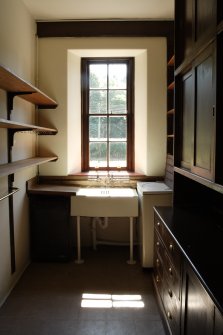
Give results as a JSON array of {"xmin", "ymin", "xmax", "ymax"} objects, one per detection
[
  {"xmin": 195, "ymin": 0, "xmax": 217, "ymax": 44},
  {"xmin": 29, "ymin": 195, "xmax": 75, "ymax": 261},
  {"xmin": 214, "ymin": 307, "xmax": 223, "ymax": 335},
  {"xmin": 175, "ymin": 0, "xmax": 216, "ymax": 65},
  {"xmin": 192, "ymin": 44, "xmax": 216, "ymax": 180},
  {"xmin": 182, "ymin": 264, "xmax": 214, "ymax": 335}
]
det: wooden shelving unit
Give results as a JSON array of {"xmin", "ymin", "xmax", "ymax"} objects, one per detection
[
  {"xmin": 0, "ymin": 64, "xmax": 58, "ymax": 182},
  {"xmin": 165, "ymin": 55, "xmax": 175, "ymax": 188},
  {"xmin": 167, "ymin": 55, "xmax": 175, "ymax": 157},
  {"xmin": 0, "ymin": 63, "xmax": 58, "ymax": 273}
]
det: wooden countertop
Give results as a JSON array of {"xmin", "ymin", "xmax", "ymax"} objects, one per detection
[{"xmin": 27, "ymin": 184, "xmax": 78, "ymax": 196}]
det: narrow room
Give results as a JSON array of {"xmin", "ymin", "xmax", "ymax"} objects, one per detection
[{"xmin": 0, "ymin": 0, "xmax": 222, "ymax": 334}]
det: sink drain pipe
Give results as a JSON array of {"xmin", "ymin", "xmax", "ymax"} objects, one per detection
[{"xmin": 91, "ymin": 217, "xmax": 137, "ymax": 251}]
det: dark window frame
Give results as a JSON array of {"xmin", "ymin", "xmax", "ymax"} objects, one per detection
[{"xmin": 81, "ymin": 57, "xmax": 135, "ymax": 172}]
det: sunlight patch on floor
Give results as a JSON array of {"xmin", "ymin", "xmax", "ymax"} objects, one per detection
[{"xmin": 81, "ymin": 293, "xmax": 145, "ymax": 308}]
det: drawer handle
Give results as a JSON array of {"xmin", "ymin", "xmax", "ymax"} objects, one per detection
[
  {"xmin": 169, "ymin": 244, "xmax": 173, "ymax": 251},
  {"xmin": 168, "ymin": 289, "xmax": 173, "ymax": 298},
  {"xmin": 168, "ymin": 267, "xmax": 173, "ymax": 275},
  {"xmin": 156, "ymin": 241, "xmax": 160, "ymax": 247},
  {"xmin": 156, "ymin": 258, "xmax": 160, "ymax": 266},
  {"xmin": 157, "ymin": 221, "xmax": 160, "ymax": 227},
  {"xmin": 167, "ymin": 311, "xmax": 172, "ymax": 319},
  {"xmin": 156, "ymin": 275, "xmax": 159, "ymax": 283}
]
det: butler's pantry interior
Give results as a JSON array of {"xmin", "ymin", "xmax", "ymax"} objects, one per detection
[{"xmin": 0, "ymin": 0, "xmax": 223, "ymax": 334}]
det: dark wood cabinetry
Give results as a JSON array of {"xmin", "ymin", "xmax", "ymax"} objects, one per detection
[
  {"xmin": 176, "ymin": 43, "xmax": 216, "ymax": 180},
  {"xmin": 175, "ymin": 0, "xmax": 217, "ymax": 67},
  {"xmin": 29, "ymin": 194, "xmax": 75, "ymax": 261},
  {"xmin": 153, "ymin": 206, "xmax": 223, "ymax": 335},
  {"xmin": 181, "ymin": 262, "xmax": 214, "ymax": 335},
  {"xmin": 153, "ymin": 213, "xmax": 182, "ymax": 335},
  {"xmin": 214, "ymin": 308, "xmax": 223, "ymax": 335}
]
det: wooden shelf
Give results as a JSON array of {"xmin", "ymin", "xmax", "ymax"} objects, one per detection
[
  {"xmin": 0, "ymin": 118, "xmax": 57, "ymax": 135},
  {"xmin": 167, "ymin": 108, "xmax": 175, "ymax": 115},
  {"xmin": 168, "ymin": 55, "xmax": 175, "ymax": 66},
  {"xmin": 0, "ymin": 157, "xmax": 58, "ymax": 178},
  {"xmin": 0, "ymin": 64, "xmax": 57, "ymax": 109},
  {"xmin": 168, "ymin": 81, "xmax": 174, "ymax": 90}
]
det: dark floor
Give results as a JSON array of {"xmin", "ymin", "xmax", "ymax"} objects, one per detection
[{"xmin": 0, "ymin": 246, "xmax": 166, "ymax": 335}]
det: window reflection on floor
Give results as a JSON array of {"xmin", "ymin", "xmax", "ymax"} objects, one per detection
[{"xmin": 81, "ymin": 293, "xmax": 145, "ymax": 308}]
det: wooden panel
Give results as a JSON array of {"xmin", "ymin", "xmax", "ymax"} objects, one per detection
[
  {"xmin": 29, "ymin": 195, "xmax": 75, "ymax": 261},
  {"xmin": 181, "ymin": 70, "xmax": 194, "ymax": 169},
  {"xmin": 192, "ymin": 44, "xmax": 216, "ymax": 180},
  {"xmin": 182, "ymin": 265, "xmax": 214, "ymax": 335},
  {"xmin": 195, "ymin": 0, "xmax": 217, "ymax": 42}
]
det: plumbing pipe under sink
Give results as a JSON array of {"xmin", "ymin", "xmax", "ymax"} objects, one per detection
[{"xmin": 70, "ymin": 187, "xmax": 138, "ymax": 264}]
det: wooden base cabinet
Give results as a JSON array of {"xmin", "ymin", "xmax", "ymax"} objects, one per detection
[
  {"xmin": 181, "ymin": 262, "xmax": 214, "ymax": 335},
  {"xmin": 153, "ymin": 213, "xmax": 182, "ymax": 335},
  {"xmin": 29, "ymin": 195, "xmax": 75, "ymax": 261},
  {"xmin": 214, "ymin": 308, "xmax": 223, "ymax": 335},
  {"xmin": 153, "ymin": 208, "xmax": 223, "ymax": 335}
]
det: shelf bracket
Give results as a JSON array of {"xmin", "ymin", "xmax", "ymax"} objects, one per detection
[{"xmin": 7, "ymin": 91, "xmax": 34, "ymax": 119}]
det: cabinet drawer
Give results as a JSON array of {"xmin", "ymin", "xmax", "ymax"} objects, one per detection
[
  {"xmin": 155, "ymin": 214, "xmax": 181, "ymax": 271},
  {"xmin": 163, "ymin": 283, "xmax": 181, "ymax": 335},
  {"xmin": 154, "ymin": 230, "xmax": 165, "ymax": 262},
  {"xmin": 163, "ymin": 257, "xmax": 181, "ymax": 301}
]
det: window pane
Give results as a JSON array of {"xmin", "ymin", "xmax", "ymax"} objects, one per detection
[
  {"xmin": 109, "ymin": 64, "xmax": 127, "ymax": 89},
  {"xmin": 89, "ymin": 142, "xmax": 107, "ymax": 168},
  {"xmin": 89, "ymin": 90, "xmax": 107, "ymax": 114},
  {"xmin": 90, "ymin": 64, "xmax": 107, "ymax": 89},
  {"xmin": 109, "ymin": 116, "xmax": 127, "ymax": 140},
  {"xmin": 89, "ymin": 116, "xmax": 107, "ymax": 140},
  {"xmin": 109, "ymin": 90, "xmax": 127, "ymax": 114},
  {"xmin": 109, "ymin": 142, "xmax": 127, "ymax": 168}
]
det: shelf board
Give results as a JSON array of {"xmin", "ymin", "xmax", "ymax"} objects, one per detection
[
  {"xmin": 0, "ymin": 118, "xmax": 57, "ymax": 135},
  {"xmin": 167, "ymin": 108, "xmax": 175, "ymax": 115},
  {"xmin": 168, "ymin": 81, "xmax": 174, "ymax": 90},
  {"xmin": 0, "ymin": 157, "xmax": 58, "ymax": 178},
  {"xmin": 0, "ymin": 64, "xmax": 57, "ymax": 109},
  {"xmin": 168, "ymin": 55, "xmax": 175, "ymax": 66}
]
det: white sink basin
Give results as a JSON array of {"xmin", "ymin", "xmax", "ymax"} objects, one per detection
[{"xmin": 71, "ymin": 187, "xmax": 138, "ymax": 217}]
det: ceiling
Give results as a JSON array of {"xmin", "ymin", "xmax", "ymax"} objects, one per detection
[{"xmin": 21, "ymin": 0, "xmax": 174, "ymax": 21}]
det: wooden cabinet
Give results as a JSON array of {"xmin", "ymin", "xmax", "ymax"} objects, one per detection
[
  {"xmin": 153, "ymin": 206, "xmax": 223, "ymax": 335},
  {"xmin": 175, "ymin": 42, "xmax": 216, "ymax": 181},
  {"xmin": 29, "ymin": 194, "xmax": 75, "ymax": 261},
  {"xmin": 214, "ymin": 308, "xmax": 223, "ymax": 335},
  {"xmin": 181, "ymin": 262, "xmax": 214, "ymax": 335},
  {"xmin": 175, "ymin": 0, "xmax": 217, "ymax": 66},
  {"xmin": 153, "ymin": 213, "xmax": 182, "ymax": 335}
]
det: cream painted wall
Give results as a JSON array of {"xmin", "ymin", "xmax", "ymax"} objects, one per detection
[
  {"xmin": 0, "ymin": 0, "xmax": 36, "ymax": 306},
  {"xmin": 38, "ymin": 37, "xmax": 167, "ymax": 176}
]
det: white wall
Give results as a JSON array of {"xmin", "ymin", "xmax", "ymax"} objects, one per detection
[
  {"xmin": 38, "ymin": 37, "xmax": 167, "ymax": 176},
  {"xmin": 0, "ymin": 0, "xmax": 36, "ymax": 306}
]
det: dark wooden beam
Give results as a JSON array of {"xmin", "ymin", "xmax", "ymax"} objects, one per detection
[{"xmin": 37, "ymin": 20, "xmax": 174, "ymax": 39}]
